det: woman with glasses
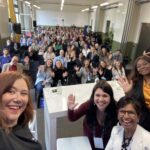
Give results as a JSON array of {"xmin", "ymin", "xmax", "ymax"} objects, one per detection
[
  {"xmin": 117, "ymin": 55, "xmax": 150, "ymax": 131},
  {"xmin": 0, "ymin": 72, "xmax": 42, "ymax": 150},
  {"xmin": 105, "ymin": 96, "xmax": 150, "ymax": 150}
]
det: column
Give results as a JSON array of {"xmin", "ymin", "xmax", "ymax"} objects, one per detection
[{"xmin": 0, "ymin": 1, "xmax": 10, "ymax": 49}]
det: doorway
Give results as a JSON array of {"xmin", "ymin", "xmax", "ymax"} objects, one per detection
[{"xmin": 135, "ymin": 23, "xmax": 150, "ymax": 57}]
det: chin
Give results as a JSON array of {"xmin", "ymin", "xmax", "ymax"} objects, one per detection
[
  {"xmin": 98, "ymin": 106, "xmax": 106, "ymax": 112},
  {"xmin": 7, "ymin": 115, "xmax": 19, "ymax": 123}
]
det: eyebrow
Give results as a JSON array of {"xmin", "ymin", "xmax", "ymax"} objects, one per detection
[{"xmin": 11, "ymin": 87, "xmax": 29, "ymax": 92}]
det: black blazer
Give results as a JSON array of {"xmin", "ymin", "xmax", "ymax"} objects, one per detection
[
  {"xmin": 128, "ymin": 79, "xmax": 150, "ymax": 131},
  {"xmin": 0, "ymin": 125, "xmax": 42, "ymax": 150}
]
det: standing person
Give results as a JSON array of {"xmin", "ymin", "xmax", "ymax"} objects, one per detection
[
  {"xmin": 0, "ymin": 72, "xmax": 42, "ymax": 150},
  {"xmin": 105, "ymin": 96, "xmax": 150, "ymax": 150},
  {"xmin": 67, "ymin": 80, "xmax": 117, "ymax": 150},
  {"xmin": 118, "ymin": 55, "xmax": 150, "ymax": 131}
]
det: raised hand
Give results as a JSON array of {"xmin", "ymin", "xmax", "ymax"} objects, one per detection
[
  {"xmin": 117, "ymin": 76, "xmax": 133, "ymax": 94},
  {"xmin": 67, "ymin": 94, "xmax": 78, "ymax": 110}
]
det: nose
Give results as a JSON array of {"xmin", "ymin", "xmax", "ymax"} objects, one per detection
[
  {"xmin": 123, "ymin": 112, "xmax": 130, "ymax": 118},
  {"xmin": 13, "ymin": 91, "xmax": 22, "ymax": 100},
  {"xmin": 98, "ymin": 96, "xmax": 104, "ymax": 102}
]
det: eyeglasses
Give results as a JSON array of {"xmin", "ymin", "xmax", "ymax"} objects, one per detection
[{"xmin": 119, "ymin": 110, "xmax": 137, "ymax": 117}]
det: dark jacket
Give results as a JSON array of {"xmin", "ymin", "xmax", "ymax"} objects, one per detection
[
  {"xmin": 0, "ymin": 125, "xmax": 42, "ymax": 150},
  {"xmin": 68, "ymin": 100, "xmax": 117, "ymax": 150},
  {"xmin": 128, "ymin": 79, "xmax": 150, "ymax": 131}
]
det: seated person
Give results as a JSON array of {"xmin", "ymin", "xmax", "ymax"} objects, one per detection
[
  {"xmin": 2, "ymin": 55, "xmax": 29, "ymax": 73},
  {"xmin": 53, "ymin": 60, "xmax": 68, "ymax": 86},
  {"xmin": 112, "ymin": 60, "xmax": 126, "ymax": 80},
  {"xmin": 0, "ymin": 47, "xmax": 11, "ymax": 72},
  {"xmin": 98, "ymin": 60, "xmax": 112, "ymax": 81},
  {"xmin": 105, "ymin": 96, "xmax": 150, "ymax": 150},
  {"xmin": 67, "ymin": 80, "xmax": 117, "ymax": 150}
]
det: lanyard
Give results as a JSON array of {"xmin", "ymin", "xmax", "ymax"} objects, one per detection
[{"xmin": 93, "ymin": 121, "xmax": 105, "ymax": 138}]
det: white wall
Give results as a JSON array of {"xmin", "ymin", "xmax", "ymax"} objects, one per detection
[
  {"xmin": 0, "ymin": 1, "xmax": 10, "ymax": 38},
  {"xmin": 102, "ymin": 0, "xmax": 129, "ymax": 42},
  {"xmin": 36, "ymin": 4, "xmax": 89, "ymax": 27},
  {"xmin": 89, "ymin": 10, "xmax": 97, "ymax": 31},
  {"xmin": 133, "ymin": 3, "xmax": 150, "ymax": 43}
]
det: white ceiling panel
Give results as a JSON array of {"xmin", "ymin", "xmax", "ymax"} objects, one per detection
[{"xmin": 24, "ymin": 0, "xmax": 104, "ymax": 6}]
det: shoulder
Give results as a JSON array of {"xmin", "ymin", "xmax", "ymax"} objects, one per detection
[
  {"xmin": 17, "ymin": 63, "xmax": 24, "ymax": 67},
  {"xmin": 3, "ymin": 63, "xmax": 10, "ymax": 67},
  {"xmin": 137, "ymin": 125, "xmax": 150, "ymax": 137},
  {"xmin": 111, "ymin": 125, "xmax": 124, "ymax": 135}
]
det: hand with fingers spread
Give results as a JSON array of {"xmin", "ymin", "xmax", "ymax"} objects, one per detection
[
  {"xmin": 67, "ymin": 94, "xmax": 78, "ymax": 110},
  {"xmin": 117, "ymin": 76, "xmax": 133, "ymax": 94}
]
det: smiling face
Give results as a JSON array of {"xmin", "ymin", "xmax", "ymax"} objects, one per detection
[
  {"xmin": 136, "ymin": 59, "xmax": 150, "ymax": 76},
  {"xmin": 118, "ymin": 103, "xmax": 139, "ymax": 133},
  {"xmin": 1, "ymin": 79, "xmax": 29, "ymax": 126},
  {"xmin": 94, "ymin": 88, "xmax": 111, "ymax": 112},
  {"xmin": 46, "ymin": 59, "xmax": 52, "ymax": 67},
  {"xmin": 56, "ymin": 60, "xmax": 62, "ymax": 69}
]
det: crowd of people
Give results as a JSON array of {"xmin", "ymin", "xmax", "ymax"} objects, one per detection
[
  {"xmin": 0, "ymin": 26, "xmax": 125, "ymax": 103},
  {"xmin": 0, "ymin": 26, "xmax": 150, "ymax": 150}
]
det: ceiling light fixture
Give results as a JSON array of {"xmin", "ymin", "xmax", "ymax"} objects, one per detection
[
  {"xmin": 33, "ymin": 4, "xmax": 40, "ymax": 9},
  {"xmin": 91, "ymin": 5, "xmax": 98, "ymax": 9},
  {"xmin": 118, "ymin": 3, "xmax": 123, "ymax": 6},
  {"xmin": 81, "ymin": 8, "xmax": 89, "ymax": 12},
  {"xmin": 25, "ymin": 1, "xmax": 31, "ymax": 5},
  {"xmin": 60, "ymin": 0, "xmax": 64, "ymax": 11},
  {"xmin": 100, "ymin": 2, "xmax": 109, "ymax": 6}
]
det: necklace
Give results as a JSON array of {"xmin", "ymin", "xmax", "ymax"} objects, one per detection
[{"xmin": 121, "ymin": 132, "xmax": 132, "ymax": 150}]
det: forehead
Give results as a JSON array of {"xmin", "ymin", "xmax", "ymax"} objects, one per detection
[
  {"xmin": 12, "ymin": 57, "xmax": 18, "ymax": 61},
  {"xmin": 47, "ymin": 60, "xmax": 52, "ymax": 63},
  {"xmin": 137, "ymin": 59, "xmax": 149, "ymax": 64},
  {"xmin": 56, "ymin": 60, "xmax": 61, "ymax": 64},
  {"xmin": 95, "ymin": 88, "xmax": 109, "ymax": 95},
  {"xmin": 12, "ymin": 79, "xmax": 28, "ymax": 90},
  {"xmin": 119, "ymin": 103, "xmax": 135, "ymax": 111},
  {"xmin": 3, "ymin": 49, "xmax": 8, "ymax": 52}
]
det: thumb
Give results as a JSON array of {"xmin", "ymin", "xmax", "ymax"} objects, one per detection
[
  {"xmin": 72, "ymin": 103, "xmax": 78, "ymax": 110},
  {"xmin": 70, "ymin": 103, "xmax": 78, "ymax": 110}
]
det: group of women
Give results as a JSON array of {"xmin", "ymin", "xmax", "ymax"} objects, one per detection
[
  {"xmin": 68, "ymin": 54, "xmax": 150, "ymax": 150},
  {"xmin": 0, "ymin": 53, "xmax": 149, "ymax": 150}
]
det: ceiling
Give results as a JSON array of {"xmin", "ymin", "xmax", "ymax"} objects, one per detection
[{"xmin": 26, "ymin": 0, "xmax": 105, "ymax": 7}]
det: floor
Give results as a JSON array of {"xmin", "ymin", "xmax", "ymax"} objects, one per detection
[
  {"xmin": 36, "ymin": 108, "xmax": 46, "ymax": 150},
  {"xmin": 36, "ymin": 107, "xmax": 84, "ymax": 150}
]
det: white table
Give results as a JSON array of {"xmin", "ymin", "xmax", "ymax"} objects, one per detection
[
  {"xmin": 44, "ymin": 81, "xmax": 124, "ymax": 150},
  {"xmin": 57, "ymin": 136, "xmax": 92, "ymax": 150}
]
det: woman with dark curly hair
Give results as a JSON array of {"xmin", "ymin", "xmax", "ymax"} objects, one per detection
[
  {"xmin": 0, "ymin": 72, "xmax": 42, "ymax": 150},
  {"xmin": 67, "ymin": 80, "xmax": 117, "ymax": 150},
  {"xmin": 118, "ymin": 55, "xmax": 150, "ymax": 131}
]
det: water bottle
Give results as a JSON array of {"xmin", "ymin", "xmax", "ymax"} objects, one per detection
[{"xmin": 57, "ymin": 80, "xmax": 62, "ymax": 94}]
